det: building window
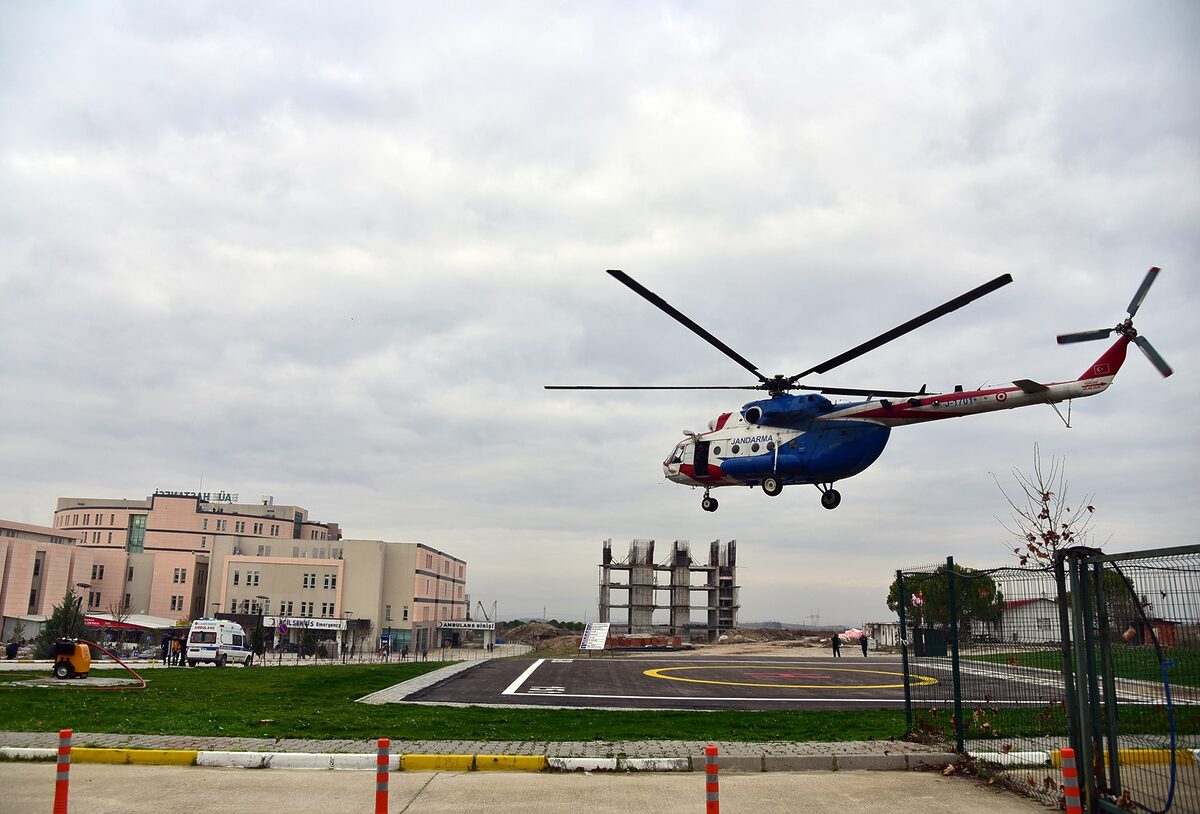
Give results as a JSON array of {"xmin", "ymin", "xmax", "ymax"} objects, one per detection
[
  {"xmin": 87, "ymin": 591, "xmax": 101, "ymax": 609},
  {"xmin": 282, "ymin": 600, "xmax": 293, "ymax": 616},
  {"xmin": 233, "ymin": 571, "xmax": 240, "ymax": 586},
  {"xmin": 201, "ymin": 536, "xmax": 206, "ymax": 548},
  {"xmin": 216, "ymin": 519, "xmax": 227, "ymax": 532},
  {"xmin": 110, "ymin": 513, "xmax": 115, "ymax": 525},
  {"xmin": 123, "ymin": 593, "xmax": 131, "ymax": 609},
  {"xmin": 33, "ymin": 558, "xmax": 41, "ymax": 577},
  {"xmin": 253, "ymin": 522, "xmax": 263, "ymax": 534},
  {"xmin": 384, "ymin": 605, "xmax": 392, "ymax": 621},
  {"xmin": 127, "ymin": 566, "xmax": 134, "ymax": 581},
  {"xmin": 28, "ymin": 588, "xmax": 37, "ymax": 609},
  {"xmin": 402, "ymin": 605, "xmax": 409, "ymax": 621},
  {"xmin": 426, "ymin": 554, "xmax": 433, "ymax": 568},
  {"xmin": 84, "ymin": 513, "xmax": 90, "ymax": 525},
  {"xmin": 91, "ymin": 564, "xmax": 105, "ymax": 580},
  {"xmin": 248, "ymin": 570, "xmax": 260, "ymax": 586},
  {"xmin": 107, "ymin": 531, "xmax": 112, "ymax": 544},
  {"xmin": 128, "ymin": 515, "xmax": 146, "ymax": 554},
  {"xmin": 271, "ymin": 524, "xmax": 279, "ymax": 536},
  {"xmin": 203, "ymin": 518, "xmax": 208, "ymax": 530},
  {"xmin": 235, "ymin": 521, "xmax": 245, "ymax": 533}
]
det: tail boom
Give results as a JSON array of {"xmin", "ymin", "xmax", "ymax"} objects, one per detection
[{"xmin": 823, "ymin": 335, "xmax": 1130, "ymax": 427}]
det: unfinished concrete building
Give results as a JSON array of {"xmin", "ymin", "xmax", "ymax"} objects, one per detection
[{"xmin": 598, "ymin": 538, "xmax": 738, "ymax": 642}]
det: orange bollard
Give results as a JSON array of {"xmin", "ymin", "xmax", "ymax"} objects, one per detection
[
  {"xmin": 375, "ymin": 737, "xmax": 390, "ymax": 814},
  {"xmin": 54, "ymin": 728, "xmax": 72, "ymax": 814},
  {"xmin": 704, "ymin": 744, "xmax": 719, "ymax": 814},
  {"xmin": 1061, "ymin": 747, "xmax": 1083, "ymax": 814}
]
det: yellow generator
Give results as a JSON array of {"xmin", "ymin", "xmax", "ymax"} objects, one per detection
[{"xmin": 52, "ymin": 639, "xmax": 91, "ymax": 679}]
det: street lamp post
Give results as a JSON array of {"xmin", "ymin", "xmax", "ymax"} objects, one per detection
[{"xmin": 73, "ymin": 582, "xmax": 91, "ymax": 638}]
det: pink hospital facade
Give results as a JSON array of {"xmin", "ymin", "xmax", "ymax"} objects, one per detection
[{"xmin": 2, "ymin": 491, "xmax": 468, "ymax": 651}]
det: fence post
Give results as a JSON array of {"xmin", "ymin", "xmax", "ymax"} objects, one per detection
[
  {"xmin": 53, "ymin": 728, "xmax": 72, "ymax": 814},
  {"xmin": 1092, "ymin": 560, "xmax": 1123, "ymax": 797},
  {"xmin": 946, "ymin": 557, "xmax": 964, "ymax": 754},
  {"xmin": 704, "ymin": 744, "xmax": 719, "ymax": 814},
  {"xmin": 375, "ymin": 737, "xmax": 390, "ymax": 814},
  {"xmin": 1060, "ymin": 747, "xmax": 1083, "ymax": 814},
  {"xmin": 896, "ymin": 570, "xmax": 913, "ymax": 734}
]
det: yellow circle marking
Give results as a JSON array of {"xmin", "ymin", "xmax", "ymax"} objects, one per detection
[{"xmin": 642, "ymin": 664, "xmax": 938, "ymax": 690}]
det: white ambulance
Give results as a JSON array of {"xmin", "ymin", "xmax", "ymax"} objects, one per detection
[{"xmin": 185, "ymin": 618, "xmax": 254, "ymax": 667}]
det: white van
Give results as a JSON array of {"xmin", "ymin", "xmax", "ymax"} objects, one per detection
[{"xmin": 186, "ymin": 618, "xmax": 253, "ymax": 667}]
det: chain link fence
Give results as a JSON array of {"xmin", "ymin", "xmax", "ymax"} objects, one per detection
[{"xmin": 895, "ymin": 546, "xmax": 1199, "ymax": 812}]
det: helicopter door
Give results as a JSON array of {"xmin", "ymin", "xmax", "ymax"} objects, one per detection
[{"xmin": 693, "ymin": 440, "xmax": 711, "ymax": 477}]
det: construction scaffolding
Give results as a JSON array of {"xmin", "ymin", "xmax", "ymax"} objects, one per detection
[{"xmin": 599, "ymin": 538, "xmax": 739, "ymax": 642}]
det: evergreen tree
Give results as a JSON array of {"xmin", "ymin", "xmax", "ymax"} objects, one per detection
[{"xmin": 34, "ymin": 586, "xmax": 87, "ymax": 658}]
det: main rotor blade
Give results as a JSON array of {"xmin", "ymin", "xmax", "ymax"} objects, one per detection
[
  {"xmin": 792, "ymin": 273, "xmax": 1014, "ymax": 379},
  {"xmin": 1127, "ymin": 266, "xmax": 1160, "ymax": 318},
  {"xmin": 794, "ymin": 384, "xmax": 933, "ymax": 398},
  {"xmin": 1057, "ymin": 328, "xmax": 1114, "ymax": 345},
  {"xmin": 607, "ymin": 270, "xmax": 767, "ymax": 384},
  {"xmin": 1133, "ymin": 336, "xmax": 1174, "ymax": 377},
  {"xmin": 545, "ymin": 385, "xmax": 762, "ymax": 391}
]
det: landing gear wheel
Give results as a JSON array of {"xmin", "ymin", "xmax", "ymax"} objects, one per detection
[
  {"xmin": 53, "ymin": 662, "xmax": 71, "ymax": 679},
  {"xmin": 701, "ymin": 496, "xmax": 719, "ymax": 512},
  {"xmin": 821, "ymin": 489, "xmax": 842, "ymax": 510},
  {"xmin": 762, "ymin": 476, "xmax": 783, "ymax": 497}
]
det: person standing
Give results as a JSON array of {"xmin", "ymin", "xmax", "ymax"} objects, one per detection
[
  {"xmin": 160, "ymin": 635, "xmax": 170, "ymax": 665},
  {"xmin": 860, "ymin": 634, "xmax": 869, "ymax": 657},
  {"xmin": 831, "ymin": 634, "xmax": 842, "ymax": 658}
]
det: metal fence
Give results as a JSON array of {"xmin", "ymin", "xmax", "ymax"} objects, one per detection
[{"xmin": 895, "ymin": 545, "xmax": 1200, "ymax": 813}]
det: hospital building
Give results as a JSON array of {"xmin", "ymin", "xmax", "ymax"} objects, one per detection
[{"xmin": 1, "ymin": 490, "xmax": 469, "ymax": 653}]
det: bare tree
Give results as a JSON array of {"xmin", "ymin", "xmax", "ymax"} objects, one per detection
[
  {"xmin": 352, "ymin": 620, "xmax": 374, "ymax": 659},
  {"xmin": 994, "ymin": 444, "xmax": 1107, "ymax": 567},
  {"xmin": 104, "ymin": 597, "xmax": 136, "ymax": 654}
]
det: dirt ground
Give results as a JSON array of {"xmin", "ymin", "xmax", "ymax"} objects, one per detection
[{"xmin": 512, "ymin": 626, "xmax": 865, "ymax": 659}]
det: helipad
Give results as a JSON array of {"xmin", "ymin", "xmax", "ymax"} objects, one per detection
[{"xmin": 404, "ymin": 655, "xmax": 945, "ymax": 710}]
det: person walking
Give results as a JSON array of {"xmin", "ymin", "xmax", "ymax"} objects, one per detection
[
  {"xmin": 860, "ymin": 634, "xmax": 869, "ymax": 657},
  {"xmin": 831, "ymin": 633, "xmax": 842, "ymax": 658}
]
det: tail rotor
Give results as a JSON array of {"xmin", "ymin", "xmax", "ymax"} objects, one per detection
[{"xmin": 1057, "ymin": 267, "xmax": 1173, "ymax": 377}]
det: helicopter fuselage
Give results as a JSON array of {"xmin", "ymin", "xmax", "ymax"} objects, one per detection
[{"xmin": 664, "ymin": 335, "xmax": 1128, "ymax": 494}]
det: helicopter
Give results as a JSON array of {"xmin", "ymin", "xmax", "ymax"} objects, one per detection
[{"xmin": 547, "ymin": 267, "xmax": 1172, "ymax": 512}]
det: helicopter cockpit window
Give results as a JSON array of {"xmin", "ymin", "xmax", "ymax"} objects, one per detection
[{"xmin": 666, "ymin": 443, "xmax": 685, "ymax": 465}]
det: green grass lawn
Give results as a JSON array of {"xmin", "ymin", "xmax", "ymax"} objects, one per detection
[
  {"xmin": 0, "ymin": 663, "xmax": 906, "ymax": 744},
  {"xmin": 963, "ymin": 646, "xmax": 1200, "ymax": 688}
]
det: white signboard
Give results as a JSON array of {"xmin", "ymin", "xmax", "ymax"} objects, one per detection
[
  {"xmin": 263, "ymin": 616, "xmax": 346, "ymax": 631},
  {"xmin": 579, "ymin": 622, "xmax": 611, "ymax": 651}
]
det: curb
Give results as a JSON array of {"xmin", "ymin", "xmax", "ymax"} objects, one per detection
[
  {"xmin": 1, "ymin": 746, "xmax": 961, "ymax": 772},
  {"xmin": 970, "ymin": 748, "xmax": 1200, "ymax": 768}
]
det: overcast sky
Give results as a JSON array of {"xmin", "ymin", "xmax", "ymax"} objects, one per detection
[{"xmin": 2, "ymin": 3, "xmax": 1197, "ymax": 627}]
